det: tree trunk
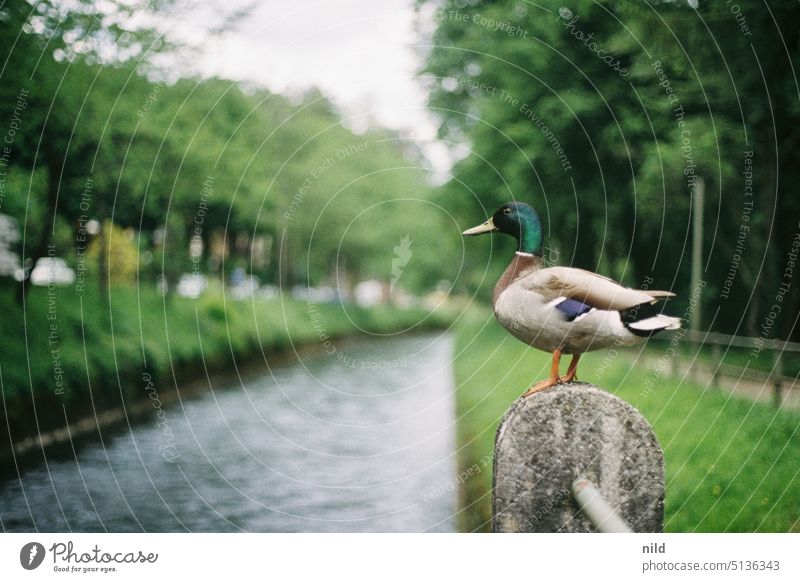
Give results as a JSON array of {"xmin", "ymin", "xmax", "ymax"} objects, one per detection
[{"xmin": 16, "ymin": 158, "xmax": 63, "ymax": 304}]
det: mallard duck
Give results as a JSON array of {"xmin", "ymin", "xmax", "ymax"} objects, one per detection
[{"xmin": 463, "ymin": 202, "xmax": 681, "ymax": 396}]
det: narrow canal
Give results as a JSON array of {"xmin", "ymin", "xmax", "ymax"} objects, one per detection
[{"xmin": 0, "ymin": 333, "xmax": 458, "ymax": 532}]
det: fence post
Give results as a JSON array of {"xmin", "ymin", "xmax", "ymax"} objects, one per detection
[
  {"xmin": 773, "ymin": 351, "xmax": 784, "ymax": 407},
  {"xmin": 492, "ymin": 382, "xmax": 664, "ymax": 532},
  {"xmin": 711, "ymin": 343, "xmax": 721, "ymax": 387}
]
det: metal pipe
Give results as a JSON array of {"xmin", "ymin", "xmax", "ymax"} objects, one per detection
[{"xmin": 571, "ymin": 476, "xmax": 632, "ymax": 533}]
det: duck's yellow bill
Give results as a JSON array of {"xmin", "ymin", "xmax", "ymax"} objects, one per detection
[{"xmin": 462, "ymin": 218, "xmax": 498, "ymax": 236}]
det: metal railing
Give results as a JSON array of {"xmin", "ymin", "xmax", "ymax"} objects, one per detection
[{"xmin": 571, "ymin": 477, "xmax": 632, "ymax": 533}]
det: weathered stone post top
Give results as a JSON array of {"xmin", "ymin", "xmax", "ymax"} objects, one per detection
[{"xmin": 492, "ymin": 382, "xmax": 664, "ymax": 533}]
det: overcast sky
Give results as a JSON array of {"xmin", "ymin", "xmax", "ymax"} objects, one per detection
[{"xmin": 182, "ymin": 0, "xmax": 450, "ymax": 175}]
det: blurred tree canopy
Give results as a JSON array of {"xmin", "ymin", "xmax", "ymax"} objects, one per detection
[
  {"xmin": 419, "ymin": 0, "xmax": 800, "ymax": 339},
  {"xmin": 0, "ymin": 0, "xmax": 450, "ymax": 300}
]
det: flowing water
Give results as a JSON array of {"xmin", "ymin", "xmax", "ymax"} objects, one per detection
[{"xmin": 0, "ymin": 333, "xmax": 458, "ymax": 532}]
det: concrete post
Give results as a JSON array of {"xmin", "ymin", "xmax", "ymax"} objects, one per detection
[{"xmin": 492, "ymin": 382, "xmax": 664, "ymax": 533}]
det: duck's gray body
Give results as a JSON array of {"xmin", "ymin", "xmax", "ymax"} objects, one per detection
[{"xmin": 492, "ymin": 252, "xmax": 680, "ymax": 355}]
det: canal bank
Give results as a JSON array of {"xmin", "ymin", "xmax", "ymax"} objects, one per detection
[{"xmin": 0, "ymin": 286, "xmax": 455, "ymax": 468}]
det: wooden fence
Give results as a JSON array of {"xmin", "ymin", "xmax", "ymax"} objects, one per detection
[{"xmin": 660, "ymin": 330, "xmax": 799, "ymax": 407}]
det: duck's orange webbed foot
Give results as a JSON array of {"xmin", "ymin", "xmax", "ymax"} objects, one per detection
[
  {"xmin": 522, "ymin": 352, "xmax": 581, "ymax": 398},
  {"xmin": 522, "ymin": 349, "xmax": 562, "ymax": 398},
  {"xmin": 523, "ymin": 376, "xmax": 560, "ymax": 397},
  {"xmin": 558, "ymin": 353, "xmax": 580, "ymax": 384}
]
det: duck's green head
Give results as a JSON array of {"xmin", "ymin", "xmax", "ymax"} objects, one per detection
[{"xmin": 462, "ymin": 202, "xmax": 543, "ymax": 255}]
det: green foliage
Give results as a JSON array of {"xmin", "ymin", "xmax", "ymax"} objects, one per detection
[
  {"xmin": 421, "ymin": 0, "xmax": 800, "ymax": 339},
  {"xmin": 1, "ymin": 0, "xmax": 451, "ymax": 298},
  {"xmin": 0, "ymin": 284, "xmax": 454, "ymax": 432},
  {"xmin": 0, "ymin": 0, "xmax": 459, "ymax": 445},
  {"xmin": 451, "ymin": 313, "xmax": 800, "ymax": 532},
  {"xmin": 86, "ymin": 220, "xmax": 138, "ymax": 286}
]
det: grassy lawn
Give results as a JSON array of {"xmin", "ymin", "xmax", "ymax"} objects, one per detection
[{"xmin": 452, "ymin": 309, "xmax": 800, "ymax": 532}]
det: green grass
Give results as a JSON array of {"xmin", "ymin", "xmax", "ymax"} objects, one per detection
[
  {"xmin": 452, "ymin": 309, "xmax": 800, "ymax": 532},
  {"xmin": 0, "ymin": 282, "xmax": 453, "ymax": 438}
]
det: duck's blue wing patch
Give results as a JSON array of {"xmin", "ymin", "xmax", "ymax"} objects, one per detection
[{"xmin": 553, "ymin": 297, "xmax": 593, "ymax": 321}]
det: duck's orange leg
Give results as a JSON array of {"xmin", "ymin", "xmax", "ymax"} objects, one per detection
[
  {"xmin": 523, "ymin": 350, "xmax": 561, "ymax": 397},
  {"xmin": 559, "ymin": 353, "xmax": 580, "ymax": 383}
]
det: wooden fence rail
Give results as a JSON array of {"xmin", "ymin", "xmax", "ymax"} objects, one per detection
[{"xmin": 661, "ymin": 330, "xmax": 799, "ymax": 407}]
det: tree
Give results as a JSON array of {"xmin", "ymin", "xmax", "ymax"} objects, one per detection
[{"xmin": 419, "ymin": 0, "xmax": 800, "ymax": 339}]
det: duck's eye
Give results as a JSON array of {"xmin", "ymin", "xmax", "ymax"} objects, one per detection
[{"xmin": 503, "ymin": 208, "xmax": 511, "ymax": 214}]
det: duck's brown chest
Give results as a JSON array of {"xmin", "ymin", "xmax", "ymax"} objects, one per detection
[{"xmin": 492, "ymin": 253, "xmax": 541, "ymax": 309}]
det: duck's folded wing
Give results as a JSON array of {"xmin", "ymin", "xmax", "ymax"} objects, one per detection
[{"xmin": 520, "ymin": 267, "xmax": 673, "ymax": 311}]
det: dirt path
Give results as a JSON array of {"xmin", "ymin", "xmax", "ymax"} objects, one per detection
[{"xmin": 636, "ymin": 353, "xmax": 800, "ymax": 411}]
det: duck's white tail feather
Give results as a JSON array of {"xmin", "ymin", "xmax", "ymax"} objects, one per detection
[
  {"xmin": 644, "ymin": 290, "xmax": 676, "ymax": 300},
  {"xmin": 628, "ymin": 314, "xmax": 682, "ymax": 331}
]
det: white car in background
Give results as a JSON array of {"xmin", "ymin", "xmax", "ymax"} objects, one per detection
[
  {"xmin": 230, "ymin": 275, "xmax": 260, "ymax": 300},
  {"xmin": 30, "ymin": 257, "xmax": 76, "ymax": 286},
  {"xmin": 177, "ymin": 273, "xmax": 208, "ymax": 298},
  {"xmin": 354, "ymin": 280, "xmax": 385, "ymax": 307}
]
